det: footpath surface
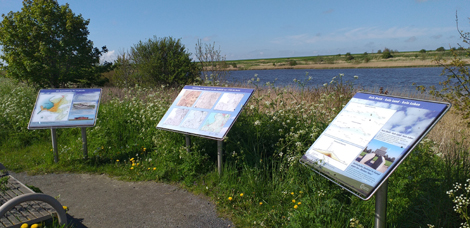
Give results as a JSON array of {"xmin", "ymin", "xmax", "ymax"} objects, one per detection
[{"xmin": 11, "ymin": 172, "xmax": 234, "ymax": 228}]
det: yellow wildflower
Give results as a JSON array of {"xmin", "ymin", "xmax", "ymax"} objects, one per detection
[
  {"xmin": 298, "ymin": 202, "xmax": 301, "ymax": 205},
  {"xmin": 116, "ymin": 160, "xmax": 119, "ymax": 162},
  {"xmin": 292, "ymin": 199, "xmax": 296, "ymax": 203},
  {"xmin": 228, "ymin": 197, "xmax": 233, "ymax": 201},
  {"xmin": 240, "ymin": 193, "xmax": 244, "ymax": 197},
  {"xmin": 21, "ymin": 224, "xmax": 28, "ymax": 228},
  {"xmin": 130, "ymin": 167, "xmax": 134, "ymax": 170},
  {"xmin": 130, "ymin": 158, "xmax": 135, "ymax": 161},
  {"xmin": 31, "ymin": 224, "xmax": 39, "ymax": 228},
  {"xmin": 294, "ymin": 205, "xmax": 298, "ymax": 209},
  {"xmin": 143, "ymin": 148, "xmax": 146, "ymax": 152},
  {"xmin": 132, "ymin": 163, "xmax": 135, "ymax": 166},
  {"xmin": 299, "ymin": 191, "xmax": 303, "ymax": 194},
  {"xmin": 291, "ymin": 192, "xmax": 294, "ymax": 195},
  {"xmin": 153, "ymin": 167, "xmax": 156, "ymax": 170},
  {"xmin": 63, "ymin": 206, "xmax": 68, "ymax": 211},
  {"xmin": 259, "ymin": 202, "xmax": 263, "ymax": 205}
]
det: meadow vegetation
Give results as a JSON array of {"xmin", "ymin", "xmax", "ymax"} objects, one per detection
[
  {"xmin": 223, "ymin": 48, "xmax": 470, "ymax": 71},
  {"xmin": 1, "ymin": 73, "xmax": 469, "ymax": 227}
]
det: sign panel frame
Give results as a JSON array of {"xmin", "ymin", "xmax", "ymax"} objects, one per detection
[
  {"xmin": 156, "ymin": 85, "xmax": 254, "ymax": 141},
  {"xmin": 28, "ymin": 88, "xmax": 102, "ymax": 129},
  {"xmin": 300, "ymin": 92, "xmax": 450, "ymax": 200}
]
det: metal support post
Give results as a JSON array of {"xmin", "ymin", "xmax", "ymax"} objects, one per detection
[
  {"xmin": 185, "ymin": 135, "xmax": 191, "ymax": 153},
  {"xmin": 51, "ymin": 128, "xmax": 58, "ymax": 163},
  {"xmin": 217, "ymin": 140, "xmax": 223, "ymax": 175},
  {"xmin": 374, "ymin": 180, "xmax": 388, "ymax": 228},
  {"xmin": 81, "ymin": 127, "xmax": 88, "ymax": 159}
]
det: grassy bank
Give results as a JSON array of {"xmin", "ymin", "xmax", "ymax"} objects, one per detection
[
  {"xmin": 224, "ymin": 50, "xmax": 470, "ymax": 70},
  {"xmin": 1, "ymin": 75, "xmax": 469, "ymax": 227}
]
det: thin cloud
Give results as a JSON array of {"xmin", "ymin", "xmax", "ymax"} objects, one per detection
[
  {"xmin": 323, "ymin": 9, "xmax": 334, "ymax": 14},
  {"xmin": 405, "ymin": 36, "xmax": 417, "ymax": 43},
  {"xmin": 273, "ymin": 26, "xmax": 454, "ymax": 45}
]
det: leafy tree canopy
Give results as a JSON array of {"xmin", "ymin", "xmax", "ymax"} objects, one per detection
[
  {"xmin": 436, "ymin": 46, "xmax": 446, "ymax": 52},
  {"xmin": 0, "ymin": 0, "xmax": 110, "ymax": 88},
  {"xmin": 113, "ymin": 36, "xmax": 199, "ymax": 87}
]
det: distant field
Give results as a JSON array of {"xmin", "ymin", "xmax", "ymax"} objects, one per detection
[{"xmin": 224, "ymin": 50, "xmax": 470, "ymax": 70}]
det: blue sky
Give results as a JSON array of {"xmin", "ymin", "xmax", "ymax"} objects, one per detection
[{"xmin": 1, "ymin": 0, "xmax": 470, "ymax": 61}]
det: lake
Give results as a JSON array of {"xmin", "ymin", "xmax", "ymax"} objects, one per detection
[{"xmin": 223, "ymin": 67, "xmax": 446, "ymax": 92}]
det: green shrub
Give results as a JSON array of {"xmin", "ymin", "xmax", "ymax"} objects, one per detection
[
  {"xmin": 289, "ymin": 60, "xmax": 298, "ymax": 66},
  {"xmin": 345, "ymin": 52, "xmax": 354, "ymax": 61},
  {"xmin": 113, "ymin": 36, "xmax": 199, "ymax": 87},
  {"xmin": 436, "ymin": 46, "xmax": 446, "ymax": 52},
  {"xmin": 382, "ymin": 48, "xmax": 393, "ymax": 59}
]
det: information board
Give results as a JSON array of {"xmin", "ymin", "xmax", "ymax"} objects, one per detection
[
  {"xmin": 300, "ymin": 92, "xmax": 450, "ymax": 200},
  {"xmin": 28, "ymin": 88, "xmax": 102, "ymax": 129},
  {"xmin": 157, "ymin": 85, "xmax": 254, "ymax": 140}
]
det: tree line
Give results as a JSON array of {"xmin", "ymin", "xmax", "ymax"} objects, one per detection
[{"xmin": 0, "ymin": 0, "xmax": 227, "ymax": 89}]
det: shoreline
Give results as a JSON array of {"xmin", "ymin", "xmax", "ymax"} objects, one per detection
[{"xmin": 223, "ymin": 57, "xmax": 470, "ymax": 71}]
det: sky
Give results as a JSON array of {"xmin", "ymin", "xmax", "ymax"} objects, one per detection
[{"xmin": 1, "ymin": 0, "xmax": 470, "ymax": 62}]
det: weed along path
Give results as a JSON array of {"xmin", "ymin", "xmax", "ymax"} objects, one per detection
[{"xmin": 11, "ymin": 172, "xmax": 234, "ymax": 228}]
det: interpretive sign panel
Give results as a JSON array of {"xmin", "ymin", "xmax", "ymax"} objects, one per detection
[
  {"xmin": 28, "ymin": 88, "xmax": 102, "ymax": 129},
  {"xmin": 157, "ymin": 85, "xmax": 254, "ymax": 140},
  {"xmin": 300, "ymin": 92, "xmax": 450, "ymax": 200}
]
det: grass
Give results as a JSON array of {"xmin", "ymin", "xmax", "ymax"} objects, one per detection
[
  {"xmin": 1, "ymin": 75, "xmax": 469, "ymax": 227},
  {"xmin": 224, "ymin": 49, "xmax": 470, "ymax": 70}
]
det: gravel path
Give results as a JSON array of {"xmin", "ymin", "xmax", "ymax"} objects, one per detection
[{"xmin": 11, "ymin": 172, "xmax": 234, "ymax": 228}]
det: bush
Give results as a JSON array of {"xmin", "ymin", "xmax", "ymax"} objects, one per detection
[
  {"xmin": 419, "ymin": 49, "xmax": 427, "ymax": 53},
  {"xmin": 382, "ymin": 51, "xmax": 393, "ymax": 59},
  {"xmin": 415, "ymin": 15, "xmax": 470, "ymax": 121},
  {"xmin": 113, "ymin": 36, "xmax": 199, "ymax": 87},
  {"xmin": 436, "ymin": 46, "xmax": 445, "ymax": 52},
  {"xmin": 345, "ymin": 52, "xmax": 354, "ymax": 61},
  {"xmin": 289, "ymin": 60, "xmax": 298, "ymax": 66}
]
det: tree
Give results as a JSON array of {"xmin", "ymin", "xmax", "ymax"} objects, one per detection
[
  {"xmin": 345, "ymin": 52, "xmax": 354, "ymax": 61},
  {"xmin": 381, "ymin": 48, "xmax": 393, "ymax": 59},
  {"xmin": 0, "ymin": 0, "xmax": 110, "ymax": 88},
  {"xmin": 113, "ymin": 36, "xmax": 199, "ymax": 87},
  {"xmin": 436, "ymin": 46, "xmax": 446, "ymax": 52},
  {"xmin": 419, "ymin": 49, "xmax": 427, "ymax": 53},
  {"xmin": 194, "ymin": 39, "xmax": 229, "ymax": 84},
  {"xmin": 415, "ymin": 14, "xmax": 470, "ymax": 120}
]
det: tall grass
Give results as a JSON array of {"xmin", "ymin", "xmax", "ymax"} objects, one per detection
[{"xmin": 0, "ymin": 75, "xmax": 469, "ymax": 227}]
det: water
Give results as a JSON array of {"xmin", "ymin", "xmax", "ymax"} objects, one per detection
[{"xmin": 224, "ymin": 67, "xmax": 445, "ymax": 92}]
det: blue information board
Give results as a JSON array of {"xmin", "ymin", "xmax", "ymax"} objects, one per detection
[
  {"xmin": 300, "ymin": 92, "xmax": 450, "ymax": 200},
  {"xmin": 28, "ymin": 88, "xmax": 102, "ymax": 129},
  {"xmin": 157, "ymin": 85, "xmax": 254, "ymax": 140}
]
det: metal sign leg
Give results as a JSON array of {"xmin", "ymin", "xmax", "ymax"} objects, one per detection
[
  {"xmin": 374, "ymin": 179, "xmax": 388, "ymax": 228},
  {"xmin": 81, "ymin": 127, "xmax": 88, "ymax": 159},
  {"xmin": 217, "ymin": 140, "xmax": 223, "ymax": 175},
  {"xmin": 185, "ymin": 135, "xmax": 191, "ymax": 153},
  {"xmin": 51, "ymin": 129, "xmax": 58, "ymax": 163}
]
